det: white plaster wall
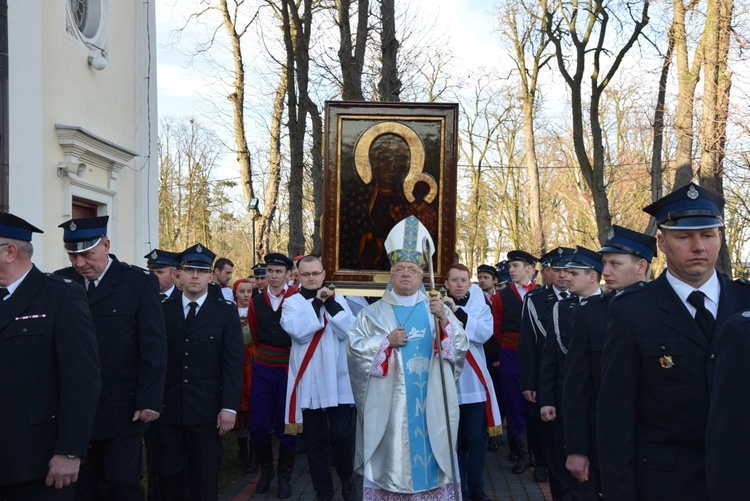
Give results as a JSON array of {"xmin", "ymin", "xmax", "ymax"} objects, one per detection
[{"xmin": 8, "ymin": 0, "xmax": 158, "ymax": 271}]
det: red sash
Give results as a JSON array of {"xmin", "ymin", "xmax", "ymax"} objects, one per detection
[
  {"xmin": 285, "ymin": 315, "xmax": 328, "ymax": 434},
  {"xmin": 465, "ymin": 350, "xmax": 502, "ymax": 436}
]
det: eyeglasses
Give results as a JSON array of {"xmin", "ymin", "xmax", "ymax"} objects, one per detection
[
  {"xmin": 299, "ymin": 271, "xmax": 324, "ymax": 278},
  {"xmin": 391, "ymin": 267, "xmax": 423, "ymax": 276}
]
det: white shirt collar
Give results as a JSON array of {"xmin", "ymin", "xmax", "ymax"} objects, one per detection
[
  {"xmin": 162, "ymin": 284, "xmax": 175, "ymax": 298},
  {"xmin": 665, "ymin": 269, "xmax": 720, "ymax": 317},
  {"xmin": 182, "ymin": 291, "xmax": 209, "ymax": 311},
  {"xmin": 2, "ymin": 265, "xmax": 33, "ymax": 299},
  {"xmin": 87, "ymin": 256, "xmax": 113, "ymax": 288}
]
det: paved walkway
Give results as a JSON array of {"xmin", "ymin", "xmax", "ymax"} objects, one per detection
[{"xmin": 221, "ymin": 440, "xmax": 551, "ymax": 500}]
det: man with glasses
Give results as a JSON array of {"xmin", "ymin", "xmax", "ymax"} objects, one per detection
[
  {"xmin": 348, "ymin": 216, "xmax": 469, "ymax": 499},
  {"xmin": 55, "ymin": 216, "xmax": 167, "ymax": 500},
  {"xmin": 151, "ymin": 244, "xmax": 243, "ymax": 500},
  {"xmin": 247, "ymin": 252, "xmax": 297, "ymax": 498},
  {"xmin": 0, "ymin": 213, "xmax": 101, "ymax": 499},
  {"xmin": 281, "ymin": 256, "xmax": 357, "ymax": 501}
]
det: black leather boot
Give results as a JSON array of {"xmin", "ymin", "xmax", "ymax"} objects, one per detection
[
  {"xmin": 255, "ymin": 444, "xmax": 275, "ymax": 494},
  {"xmin": 245, "ymin": 439, "xmax": 259, "ymax": 474},
  {"xmin": 341, "ymin": 477, "xmax": 357, "ymax": 501},
  {"xmin": 276, "ymin": 445, "xmax": 296, "ymax": 499},
  {"xmin": 512, "ymin": 433, "xmax": 530, "ymax": 474}
]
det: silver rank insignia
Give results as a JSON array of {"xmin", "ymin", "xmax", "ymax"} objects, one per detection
[
  {"xmin": 659, "ymin": 355, "xmax": 675, "ymax": 369},
  {"xmin": 196, "ymin": 244, "xmax": 203, "ymax": 253},
  {"xmin": 69, "ymin": 221, "xmax": 77, "ymax": 231},
  {"xmin": 687, "ymin": 185, "xmax": 699, "ymax": 200}
]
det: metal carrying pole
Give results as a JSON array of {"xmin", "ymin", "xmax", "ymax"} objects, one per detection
[{"xmin": 422, "ymin": 237, "xmax": 461, "ymax": 501}]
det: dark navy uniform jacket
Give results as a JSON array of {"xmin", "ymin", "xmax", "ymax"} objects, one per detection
[
  {"xmin": 159, "ymin": 293, "xmax": 244, "ymax": 426},
  {"xmin": 56, "ymin": 255, "xmax": 167, "ymax": 440},
  {"xmin": 597, "ymin": 272, "xmax": 750, "ymax": 501},
  {"xmin": 539, "ymin": 296, "xmax": 580, "ymax": 410},
  {"xmin": 520, "ymin": 286, "xmax": 559, "ymax": 393},
  {"xmin": 706, "ymin": 308, "xmax": 750, "ymax": 501},
  {"xmin": 0, "ymin": 266, "xmax": 101, "ymax": 485}
]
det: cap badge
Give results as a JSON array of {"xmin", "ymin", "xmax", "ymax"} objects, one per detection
[
  {"xmin": 557, "ymin": 248, "xmax": 563, "ymax": 255},
  {"xmin": 151, "ymin": 250, "xmax": 158, "ymax": 259},
  {"xmin": 608, "ymin": 229, "xmax": 615, "ymax": 240},
  {"xmin": 687, "ymin": 185, "xmax": 699, "ymax": 200},
  {"xmin": 69, "ymin": 221, "xmax": 77, "ymax": 232},
  {"xmin": 743, "ymin": 311, "xmax": 750, "ymax": 318},
  {"xmin": 196, "ymin": 244, "xmax": 203, "ymax": 253},
  {"xmin": 659, "ymin": 355, "xmax": 675, "ymax": 369}
]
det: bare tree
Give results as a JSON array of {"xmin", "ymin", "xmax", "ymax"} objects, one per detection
[
  {"xmin": 699, "ymin": 0, "xmax": 734, "ymax": 276},
  {"xmin": 544, "ymin": 0, "xmax": 650, "ymax": 245},
  {"xmin": 337, "ymin": 0, "xmax": 370, "ymax": 100},
  {"xmin": 499, "ymin": 0, "xmax": 553, "ymax": 256},
  {"xmin": 378, "ymin": 0, "xmax": 401, "ymax": 101},
  {"xmin": 672, "ymin": 0, "xmax": 705, "ymax": 188}
]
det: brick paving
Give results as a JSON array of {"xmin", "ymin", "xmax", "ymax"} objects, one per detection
[{"xmin": 221, "ymin": 440, "xmax": 551, "ymax": 501}]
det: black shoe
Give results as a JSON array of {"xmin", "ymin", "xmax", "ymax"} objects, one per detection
[
  {"xmin": 533, "ymin": 465, "xmax": 548, "ymax": 482},
  {"xmin": 244, "ymin": 446, "xmax": 258, "ymax": 474},
  {"xmin": 487, "ymin": 436, "xmax": 499, "ymax": 452},
  {"xmin": 512, "ymin": 456, "xmax": 530, "ymax": 474},
  {"xmin": 341, "ymin": 477, "xmax": 357, "ymax": 501},
  {"xmin": 276, "ymin": 446, "xmax": 296, "ymax": 499},
  {"xmin": 256, "ymin": 464, "xmax": 275, "ymax": 494}
]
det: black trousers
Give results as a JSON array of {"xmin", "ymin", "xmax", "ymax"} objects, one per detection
[
  {"xmin": 152, "ymin": 422, "xmax": 221, "ymax": 501},
  {"xmin": 74, "ymin": 433, "xmax": 144, "ymax": 501},
  {"xmin": 0, "ymin": 477, "xmax": 73, "ymax": 501},
  {"xmin": 302, "ymin": 405, "xmax": 355, "ymax": 498}
]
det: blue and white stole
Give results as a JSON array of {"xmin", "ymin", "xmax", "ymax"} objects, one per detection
[{"xmin": 393, "ymin": 301, "xmax": 439, "ymax": 491}]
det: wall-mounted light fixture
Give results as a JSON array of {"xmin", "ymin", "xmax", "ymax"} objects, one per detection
[{"xmin": 88, "ymin": 53, "xmax": 108, "ymax": 71}]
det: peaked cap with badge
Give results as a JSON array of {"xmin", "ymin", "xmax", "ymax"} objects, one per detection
[
  {"xmin": 565, "ymin": 246, "xmax": 604, "ymax": 274},
  {"xmin": 59, "ymin": 215, "xmax": 109, "ymax": 253},
  {"xmin": 643, "ymin": 182, "xmax": 724, "ymax": 230},
  {"xmin": 252, "ymin": 263, "xmax": 267, "ymax": 278},
  {"xmin": 599, "ymin": 225, "xmax": 657, "ymax": 262},
  {"xmin": 145, "ymin": 249, "xmax": 181, "ymax": 269},
  {"xmin": 384, "ymin": 215, "xmax": 434, "ymax": 268},
  {"xmin": 495, "ymin": 260, "xmax": 512, "ymax": 284},
  {"xmin": 541, "ymin": 246, "xmax": 576, "ymax": 269},
  {"xmin": 180, "ymin": 243, "xmax": 215, "ymax": 270}
]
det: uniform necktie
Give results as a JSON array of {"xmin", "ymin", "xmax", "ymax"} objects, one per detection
[
  {"xmin": 0, "ymin": 288, "xmax": 9, "ymax": 301},
  {"xmin": 687, "ymin": 291, "xmax": 715, "ymax": 341},
  {"xmin": 86, "ymin": 280, "xmax": 96, "ymax": 297},
  {"xmin": 186, "ymin": 302, "xmax": 198, "ymax": 327},
  {"xmin": 559, "ymin": 291, "xmax": 569, "ymax": 299},
  {"xmin": 160, "ymin": 293, "xmax": 168, "ymax": 302}
]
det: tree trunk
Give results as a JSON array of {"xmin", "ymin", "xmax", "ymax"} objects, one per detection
[
  {"xmin": 646, "ymin": 27, "xmax": 674, "ymax": 237},
  {"xmin": 337, "ymin": 0, "xmax": 369, "ymax": 100},
  {"xmin": 220, "ymin": 0, "xmax": 254, "ymax": 206},
  {"xmin": 699, "ymin": 0, "xmax": 734, "ymax": 276},
  {"xmin": 672, "ymin": 0, "xmax": 704, "ymax": 189},
  {"xmin": 378, "ymin": 0, "xmax": 401, "ymax": 101},
  {"xmin": 258, "ymin": 66, "xmax": 288, "ymax": 263}
]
